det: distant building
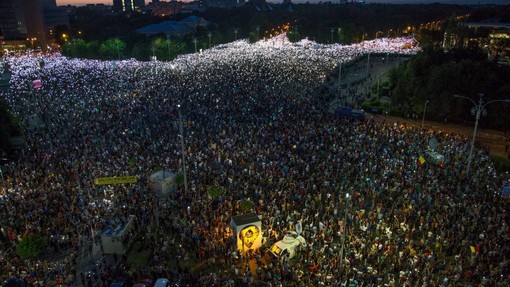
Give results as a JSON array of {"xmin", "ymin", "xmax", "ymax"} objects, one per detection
[
  {"xmin": 203, "ymin": 0, "xmax": 245, "ymax": 9},
  {"xmin": 145, "ymin": 1, "xmax": 204, "ymax": 16},
  {"xmin": 444, "ymin": 20, "xmax": 510, "ymax": 65},
  {"xmin": 113, "ymin": 0, "xmax": 145, "ymax": 12},
  {"xmin": 0, "ymin": 0, "xmax": 28, "ymax": 40},
  {"xmin": 136, "ymin": 16, "xmax": 212, "ymax": 38},
  {"xmin": 0, "ymin": 0, "xmax": 70, "ymax": 51}
]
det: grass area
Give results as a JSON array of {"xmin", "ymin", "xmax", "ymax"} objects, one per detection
[
  {"xmin": 127, "ymin": 241, "xmax": 151, "ymax": 269},
  {"xmin": 491, "ymin": 154, "xmax": 510, "ymax": 173}
]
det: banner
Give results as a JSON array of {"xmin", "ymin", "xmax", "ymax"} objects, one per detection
[
  {"xmin": 32, "ymin": 79, "xmax": 42, "ymax": 89},
  {"xmin": 94, "ymin": 176, "xmax": 137, "ymax": 185}
]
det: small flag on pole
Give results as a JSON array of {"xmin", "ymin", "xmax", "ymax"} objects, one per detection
[{"xmin": 418, "ymin": 156, "xmax": 426, "ymax": 167}]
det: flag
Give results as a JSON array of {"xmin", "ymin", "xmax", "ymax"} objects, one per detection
[
  {"xmin": 470, "ymin": 245, "xmax": 479, "ymax": 253},
  {"xmin": 418, "ymin": 156, "xmax": 426, "ymax": 167},
  {"xmin": 32, "ymin": 79, "xmax": 42, "ymax": 89}
]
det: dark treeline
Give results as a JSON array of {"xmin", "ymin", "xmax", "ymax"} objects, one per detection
[{"xmin": 384, "ymin": 47, "xmax": 510, "ymax": 130}]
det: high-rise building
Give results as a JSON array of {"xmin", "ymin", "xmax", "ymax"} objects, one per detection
[
  {"xmin": 0, "ymin": 0, "xmax": 27, "ymax": 39},
  {"xmin": 0, "ymin": 0, "xmax": 68, "ymax": 51},
  {"xmin": 113, "ymin": 0, "xmax": 146, "ymax": 12}
]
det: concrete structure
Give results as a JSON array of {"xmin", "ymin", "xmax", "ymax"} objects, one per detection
[
  {"xmin": 230, "ymin": 213, "xmax": 262, "ymax": 255},
  {"xmin": 148, "ymin": 170, "xmax": 176, "ymax": 197},
  {"xmin": 100, "ymin": 215, "xmax": 136, "ymax": 255}
]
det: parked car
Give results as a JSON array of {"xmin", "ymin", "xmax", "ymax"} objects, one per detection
[
  {"xmin": 133, "ymin": 278, "xmax": 153, "ymax": 287},
  {"xmin": 110, "ymin": 281, "xmax": 126, "ymax": 287},
  {"xmin": 153, "ymin": 278, "xmax": 169, "ymax": 287}
]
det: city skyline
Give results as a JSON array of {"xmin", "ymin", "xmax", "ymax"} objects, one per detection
[{"xmin": 56, "ymin": 0, "xmax": 509, "ymax": 6}]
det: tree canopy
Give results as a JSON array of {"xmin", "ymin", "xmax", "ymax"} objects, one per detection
[{"xmin": 385, "ymin": 47, "xmax": 510, "ymax": 130}]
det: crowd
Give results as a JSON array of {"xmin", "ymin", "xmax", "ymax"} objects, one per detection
[{"xmin": 0, "ymin": 34, "xmax": 509, "ymax": 287}]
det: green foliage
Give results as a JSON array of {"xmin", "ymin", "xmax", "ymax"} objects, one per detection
[
  {"xmin": 99, "ymin": 38, "xmax": 126, "ymax": 60},
  {"xmin": 0, "ymin": 98, "xmax": 21, "ymax": 152},
  {"xmin": 491, "ymin": 155, "xmax": 510, "ymax": 174},
  {"xmin": 240, "ymin": 200, "xmax": 254, "ymax": 213},
  {"xmin": 207, "ymin": 185, "xmax": 224, "ymax": 199},
  {"xmin": 15, "ymin": 234, "xmax": 47, "ymax": 259},
  {"xmin": 175, "ymin": 174, "xmax": 185, "ymax": 186},
  {"xmin": 387, "ymin": 47, "xmax": 510, "ymax": 130},
  {"xmin": 287, "ymin": 30, "xmax": 301, "ymax": 43},
  {"xmin": 248, "ymin": 32, "xmax": 258, "ymax": 44}
]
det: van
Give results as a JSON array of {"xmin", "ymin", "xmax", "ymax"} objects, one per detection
[
  {"xmin": 153, "ymin": 278, "xmax": 169, "ymax": 287},
  {"xmin": 268, "ymin": 231, "xmax": 306, "ymax": 261},
  {"xmin": 426, "ymin": 151, "xmax": 444, "ymax": 166}
]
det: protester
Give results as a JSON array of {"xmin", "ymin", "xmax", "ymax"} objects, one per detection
[{"xmin": 0, "ymin": 35, "xmax": 508, "ymax": 286}]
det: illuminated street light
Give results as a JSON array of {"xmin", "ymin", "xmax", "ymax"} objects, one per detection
[
  {"xmin": 177, "ymin": 104, "xmax": 189, "ymax": 195},
  {"xmin": 453, "ymin": 93, "xmax": 510, "ymax": 175}
]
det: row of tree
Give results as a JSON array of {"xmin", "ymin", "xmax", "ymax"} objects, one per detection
[
  {"xmin": 383, "ymin": 47, "xmax": 510, "ymax": 130},
  {"xmin": 62, "ymin": 37, "xmax": 188, "ymax": 61}
]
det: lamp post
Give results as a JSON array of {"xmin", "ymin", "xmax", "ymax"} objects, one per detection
[
  {"xmin": 234, "ymin": 28, "xmax": 239, "ymax": 41},
  {"xmin": 330, "ymin": 28, "xmax": 335, "ymax": 44},
  {"xmin": 453, "ymin": 93, "xmax": 510, "ymax": 175},
  {"xmin": 193, "ymin": 38, "xmax": 198, "ymax": 53},
  {"xmin": 337, "ymin": 62, "xmax": 342, "ymax": 98},
  {"xmin": 339, "ymin": 192, "xmax": 350, "ymax": 280},
  {"xmin": 421, "ymin": 99, "xmax": 429, "ymax": 129},
  {"xmin": 177, "ymin": 104, "xmax": 189, "ymax": 196},
  {"xmin": 208, "ymin": 32, "xmax": 212, "ymax": 48},
  {"xmin": 166, "ymin": 34, "xmax": 171, "ymax": 60},
  {"xmin": 256, "ymin": 26, "xmax": 260, "ymax": 41}
]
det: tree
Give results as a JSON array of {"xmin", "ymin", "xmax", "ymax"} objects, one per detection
[
  {"xmin": 99, "ymin": 38, "xmax": 126, "ymax": 60},
  {"xmin": 207, "ymin": 185, "xmax": 224, "ymax": 199},
  {"xmin": 287, "ymin": 29, "xmax": 301, "ymax": 43},
  {"xmin": 62, "ymin": 38, "xmax": 89, "ymax": 58},
  {"xmin": 16, "ymin": 234, "xmax": 47, "ymax": 259},
  {"xmin": 386, "ymin": 47, "xmax": 510, "ymax": 129},
  {"xmin": 240, "ymin": 200, "xmax": 254, "ymax": 213},
  {"xmin": 0, "ymin": 98, "xmax": 21, "ymax": 152},
  {"xmin": 175, "ymin": 174, "xmax": 185, "ymax": 186}
]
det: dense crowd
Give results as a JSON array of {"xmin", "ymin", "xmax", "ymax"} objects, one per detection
[{"xmin": 1, "ymin": 35, "xmax": 509, "ymax": 287}]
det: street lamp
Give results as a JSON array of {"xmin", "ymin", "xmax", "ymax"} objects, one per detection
[
  {"xmin": 337, "ymin": 62, "xmax": 342, "ymax": 98},
  {"xmin": 176, "ymin": 104, "xmax": 189, "ymax": 195},
  {"xmin": 339, "ymin": 192, "xmax": 350, "ymax": 280},
  {"xmin": 234, "ymin": 28, "xmax": 239, "ymax": 41},
  {"xmin": 421, "ymin": 99, "xmax": 429, "ymax": 129},
  {"xmin": 453, "ymin": 93, "xmax": 510, "ymax": 175},
  {"xmin": 193, "ymin": 38, "xmax": 198, "ymax": 53},
  {"xmin": 166, "ymin": 34, "xmax": 171, "ymax": 60},
  {"xmin": 27, "ymin": 37, "xmax": 37, "ymax": 49},
  {"xmin": 208, "ymin": 32, "xmax": 212, "ymax": 48}
]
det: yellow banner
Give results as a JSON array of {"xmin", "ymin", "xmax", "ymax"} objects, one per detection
[{"xmin": 93, "ymin": 176, "xmax": 137, "ymax": 185}]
